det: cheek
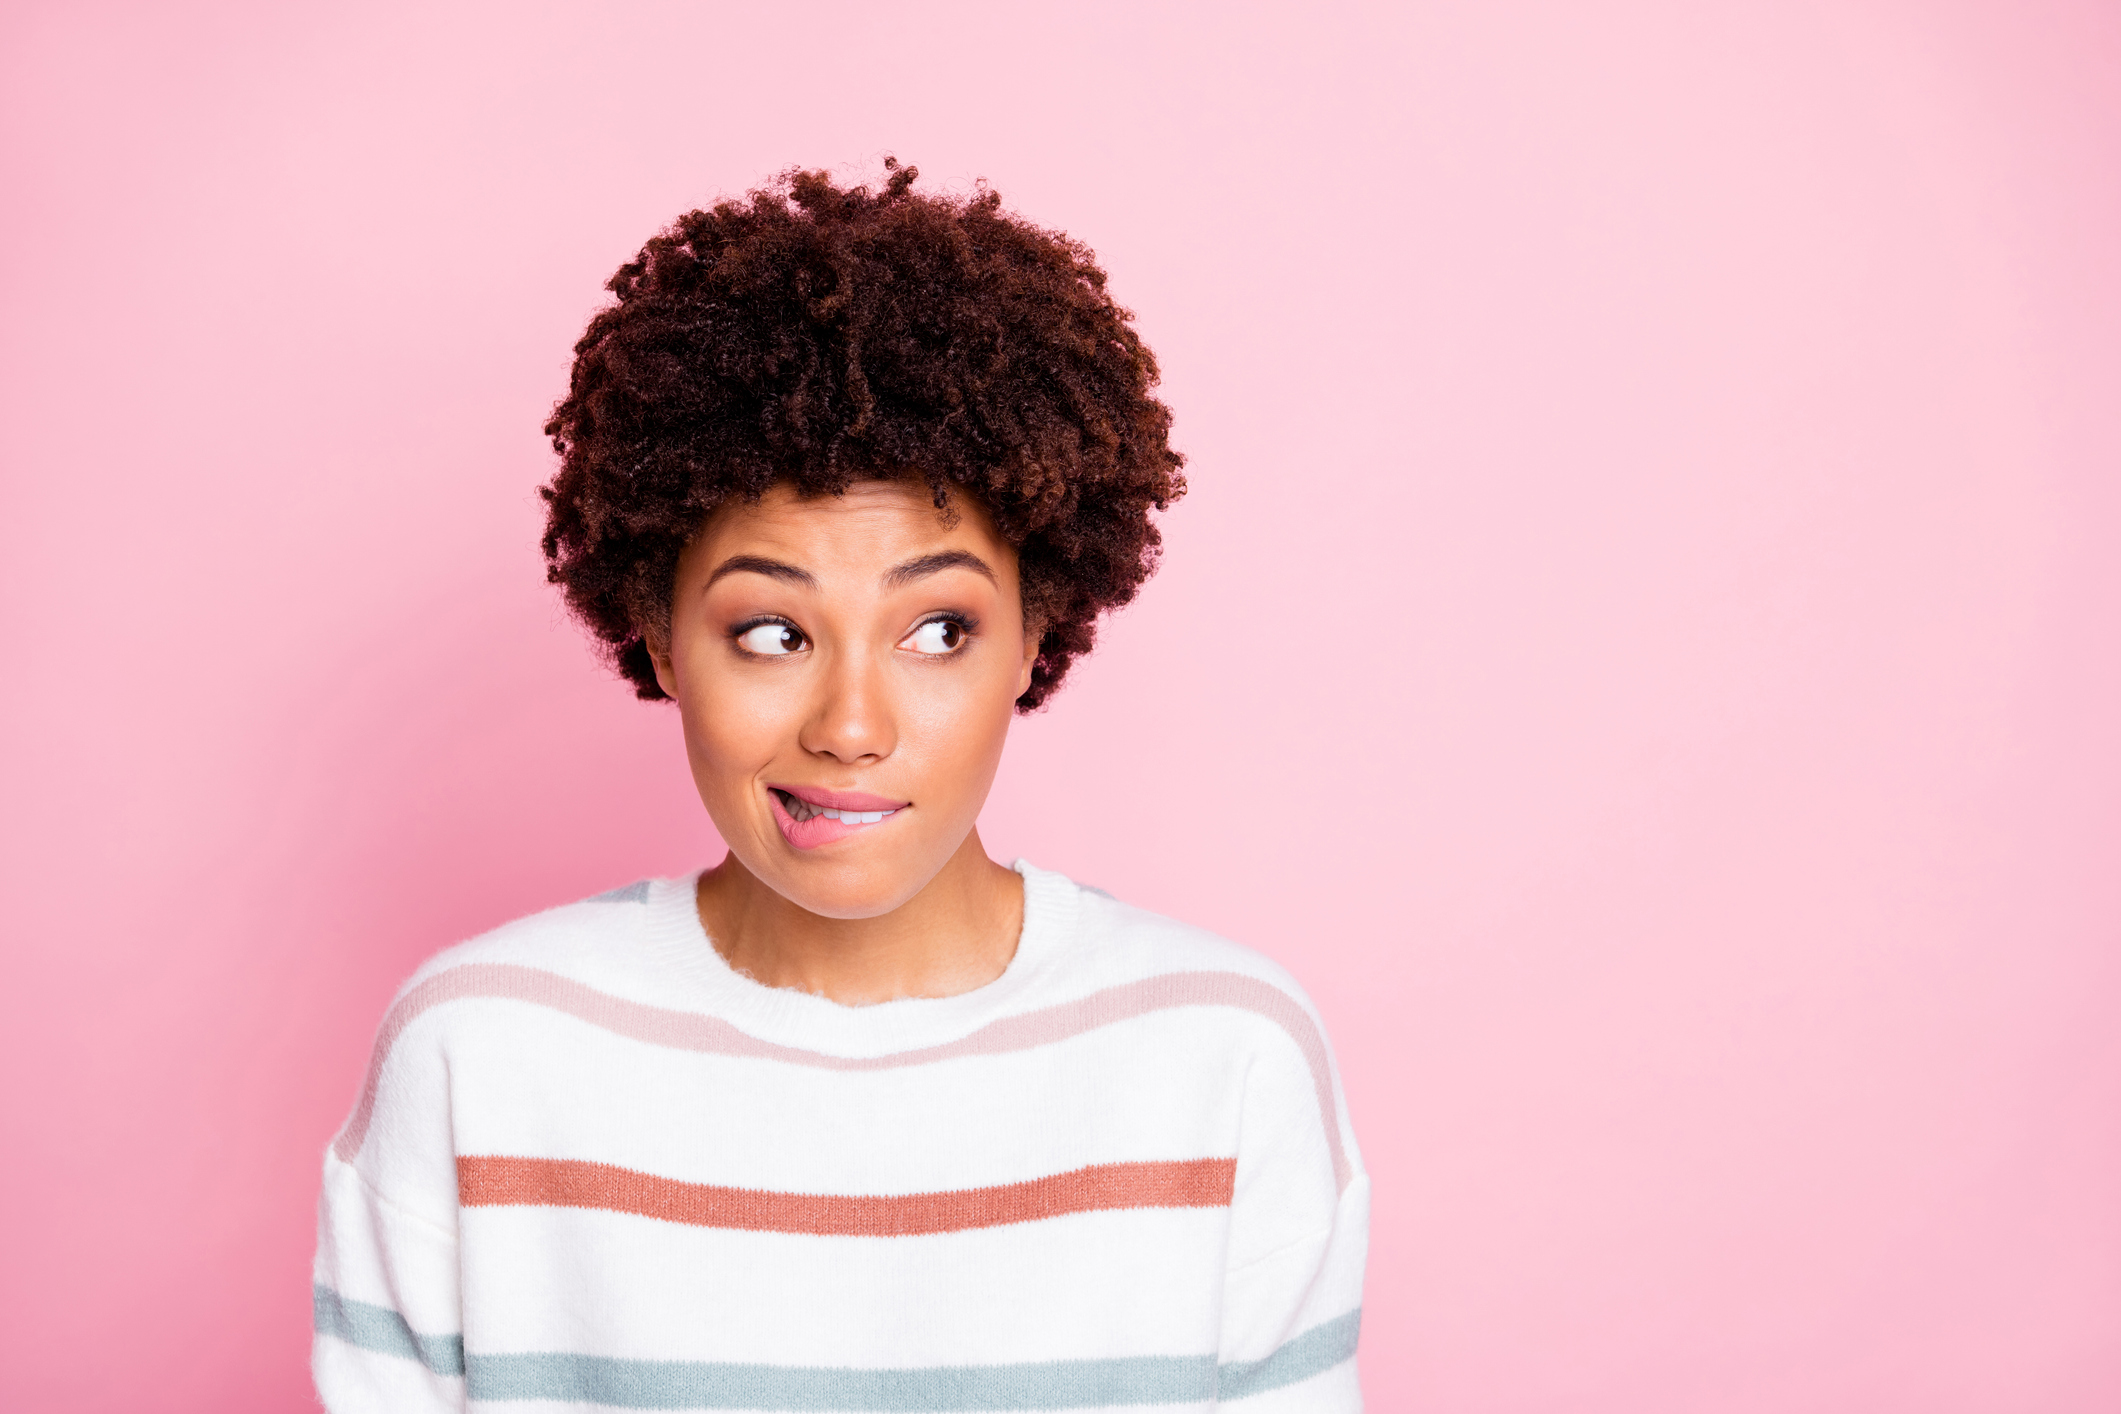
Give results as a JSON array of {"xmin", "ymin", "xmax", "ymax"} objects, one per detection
[
  {"xmin": 898, "ymin": 662, "xmax": 1019, "ymax": 791},
  {"xmin": 675, "ymin": 670, "xmax": 786, "ymax": 796}
]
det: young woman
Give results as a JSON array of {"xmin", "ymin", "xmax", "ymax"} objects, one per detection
[{"xmin": 313, "ymin": 162, "xmax": 1369, "ymax": 1412}]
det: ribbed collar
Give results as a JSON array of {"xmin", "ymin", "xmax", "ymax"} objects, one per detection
[{"xmin": 631, "ymin": 859, "xmax": 1080, "ymax": 1055}]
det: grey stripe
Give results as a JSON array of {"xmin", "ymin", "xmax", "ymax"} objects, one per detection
[
  {"xmin": 466, "ymin": 1352, "xmax": 1216, "ymax": 1410},
  {"xmin": 312, "ymin": 1285, "xmax": 1357, "ymax": 1409},
  {"xmin": 313, "ymin": 1284, "xmax": 465, "ymax": 1376},
  {"xmin": 587, "ymin": 880, "xmax": 652, "ymax": 904},
  {"xmin": 1217, "ymin": 1308, "xmax": 1362, "ymax": 1401}
]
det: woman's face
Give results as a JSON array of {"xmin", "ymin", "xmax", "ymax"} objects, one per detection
[{"xmin": 650, "ymin": 479, "xmax": 1039, "ymax": 920}]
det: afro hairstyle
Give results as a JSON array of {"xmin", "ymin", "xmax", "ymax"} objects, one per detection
[{"xmin": 538, "ymin": 159, "xmax": 1186, "ymax": 711}]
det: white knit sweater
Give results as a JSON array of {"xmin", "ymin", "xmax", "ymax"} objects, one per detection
[{"xmin": 314, "ymin": 861, "xmax": 1368, "ymax": 1411}]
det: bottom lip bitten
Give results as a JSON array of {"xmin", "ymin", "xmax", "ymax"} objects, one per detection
[{"xmin": 771, "ymin": 789, "xmax": 901, "ymax": 826}]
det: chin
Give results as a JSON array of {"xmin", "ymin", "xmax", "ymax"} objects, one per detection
[{"xmin": 755, "ymin": 846, "xmax": 950, "ymax": 921}]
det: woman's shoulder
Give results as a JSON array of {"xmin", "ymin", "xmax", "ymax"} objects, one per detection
[
  {"xmin": 1032, "ymin": 866, "xmax": 1360, "ymax": 1186},
  {"xmin": 1026, "ymin": 862, "xmax": 1335, "ymax": 1032},
  {"xmin": 389, "ymin": 876, "xmax": 675, "ymax": 993},
  {"xmin": 328, "ymin": 878, "xmax": 688, "ymax": 1177}
]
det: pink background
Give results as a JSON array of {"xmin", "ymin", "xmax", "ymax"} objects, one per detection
[{"xmin": 4, "ymin": 2, "xmax": 2118, "ymax": 1409}]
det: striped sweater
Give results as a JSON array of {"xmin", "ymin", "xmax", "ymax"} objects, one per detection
[{"xmin": 314, "ymin": 861, "xmax": 1369, "ymax": 1411}]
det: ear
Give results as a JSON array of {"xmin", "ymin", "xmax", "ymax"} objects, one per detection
[
  {"xmin": 645, "ymin": 624, "xmax": 681, "ymax": 702},
  {"xmin": 1015, "ymin": 613, "xmax": 1044, "ymax": 699}
]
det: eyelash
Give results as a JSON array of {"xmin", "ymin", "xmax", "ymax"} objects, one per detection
[
  {"xmin": 728, "ymin": 615, "xmax": 804, "ymax": 655},
  {"xmin": 917, "ymin": 612, "xmax": 978, "ymax": 639}
]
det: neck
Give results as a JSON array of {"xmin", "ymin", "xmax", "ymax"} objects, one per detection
[{"xmin": 693, "ymin": 831, "xmax": 1024, "ymax": 1006}]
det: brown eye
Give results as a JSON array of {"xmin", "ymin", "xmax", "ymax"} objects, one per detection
[
  {"xmin": 736, "ymin": 622, "xmax": 806, "ymax": 655},
  {"xmin": 902, "ymin": 619, "xmax": 966, "ymax": 655}
]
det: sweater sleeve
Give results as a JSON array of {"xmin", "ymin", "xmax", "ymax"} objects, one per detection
[
  {"xmin": 312, "ymin": 988, "xmax": 468, "ymax": 1413},
  {"xmin": 1217, "ymin": 993, "xmax": 1371, "ymax": 1410}
]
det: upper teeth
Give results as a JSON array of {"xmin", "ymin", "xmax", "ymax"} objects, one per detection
[
  {"xmin": 824, "ymin": 807, "xmax": 888, "ymax": 823},
  {"xmin": 783, "ymin": 794, "xmax": 894, "ymax": 825}
]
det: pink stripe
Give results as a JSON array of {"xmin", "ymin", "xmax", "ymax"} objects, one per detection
[{"xmin": 334, "ymin": 964, "xmax": 1351, "ymax": 1190}]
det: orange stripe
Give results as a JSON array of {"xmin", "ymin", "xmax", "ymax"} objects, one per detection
[{"xmin": 457, "ymin": 1155, "xmax": 1237, "ymax": 1237}]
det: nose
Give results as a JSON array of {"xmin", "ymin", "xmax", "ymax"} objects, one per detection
[{"xmin": 797, "ymin": 644, "xmax": 897, "ymax": 765}]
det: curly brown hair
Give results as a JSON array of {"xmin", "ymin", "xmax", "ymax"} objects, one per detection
[{"xmin": 538, "ymin": 160, "xmax": 1186, "ymax": 711}]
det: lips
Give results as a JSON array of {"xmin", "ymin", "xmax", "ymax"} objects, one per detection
[{"xmin": 767, "ymin": 785, "xmax": 909, "ymax": 850}]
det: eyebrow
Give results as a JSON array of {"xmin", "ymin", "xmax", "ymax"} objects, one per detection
[
  {"xmin": 703, "ymin": 555, "xmax": 818, "ymax": 591},
  {"xmin": 881, "ymin": 550, "xmax": 997, "ymax": 588},
  {"xmin": 701, "ymin": 549, "xmax": 996, "ymax": 594}
]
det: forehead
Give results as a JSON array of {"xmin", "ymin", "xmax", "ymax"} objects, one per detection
[{"xmin": 689, "ymin": 479, "xmax": 1013, "ymax": 573}]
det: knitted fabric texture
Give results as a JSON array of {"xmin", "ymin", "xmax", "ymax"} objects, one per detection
[{"xmin": 313, "ymin": 863, "xmax": 1368, "ymax": 1411}]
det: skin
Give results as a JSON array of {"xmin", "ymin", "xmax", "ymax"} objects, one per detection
[{"xmin": 648, "ymin": 479, "xmax": 1041, "ymax": 1005}]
